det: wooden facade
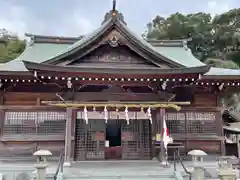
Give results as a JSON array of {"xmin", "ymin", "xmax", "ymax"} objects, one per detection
[
  {"xmin": 0, "ymin": 3, "xmax": 239, "ymax": 163},
  {"xmin": 0, "ymin": 88, "xmax": 224, "ymax": 160}
]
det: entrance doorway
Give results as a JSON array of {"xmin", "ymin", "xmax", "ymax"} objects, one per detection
[{"xmin": 105, "ymin": 120, "xmax": 122, "ymax": 159}]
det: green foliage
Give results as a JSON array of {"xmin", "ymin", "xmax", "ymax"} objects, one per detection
[
  {"xmin": 144, "ymin": 8, "xmax": 240, "ymax": 69},
  {"xmin": 0, "ymin": 29, "xmax": 26, "ymax": 63}
]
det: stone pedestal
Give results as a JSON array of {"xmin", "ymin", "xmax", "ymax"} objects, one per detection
[
  {"xmin": 34, "ymin": 164, "xmax": 49, "ymax": 180},
  {"xmin": 63, "ymin": 162, "xmax": 71, "ymax": 167},
  {"xmin": 192, "ymin": 165, "xmax": 205, "ymax": 180},
  {"xmin": 219, "ymin": 168, "xmax": 236, "ymax": 180},
  {"xmin": 33, "ymin": 150, "xmax": 52, "ymax": 180},
  {"xmin": 188, "ymin": 149, "xmax": 207, "ymax": 180}
]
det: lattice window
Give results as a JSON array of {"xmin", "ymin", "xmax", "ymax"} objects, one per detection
[
  {"xmin": 166, "ymin": 112, "xmax": 185, "ymax": 134},
  {"xmin": 186, "ymin": 112, "xmax": 216, "ymax": 134},
  {"xmin": 3, "ymin": 111, "xmax": 66, "ymax": 135}
]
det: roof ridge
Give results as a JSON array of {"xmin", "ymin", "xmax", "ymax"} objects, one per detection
[
  {"xmin": 146, "ymin": 38, "xmax": 192, "ymax": 43},
  {"xmin": 146, "ymin": 38, "xmax": 192, "ymax": 47},
  {"xmin": 25, "ymin": 33, "xmax": 84, "ymax": 44}
]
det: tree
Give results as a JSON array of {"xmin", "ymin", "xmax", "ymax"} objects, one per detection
[
  {"xmin": 0, "ymin": 29, "xmax": 26, "ymax": 63},
  {"xmin": 144, "ymin": 9, "xmax": 240, "ymax": 68},
  {"xmin": 144, "ymin": 12, "xmax": 213, "ymax": 61},
  {"xmin": 144, "ymin": 10, "xmax": 240, "ymax": 110}
]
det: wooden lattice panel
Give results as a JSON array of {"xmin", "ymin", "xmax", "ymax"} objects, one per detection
[
  {"xmin": 75, "ymin": 118, "xmax": 106, "ymax": 160},
  {"xmin": 74, "ymin": 119, "xmax": 86, "ymax": 160},
  {"xmin": 121, "ymin": 119, "xmax": 151, "ymax": 160},
  {"xmin": 3, "ymin": 111, "xmax": 66, "ymax": 135},
  {"xmin": 186, "ymin": 112, "xmax": 216, "ymax": 134},
  {"xmin": 140, "ymin": 119, "xmax": 151, "ymax": 159},
  {"xmin": 85, "ymin": 119, "xmax": 105, "ymax": 160},
  {"xmin": 166, "ymin": 112, "xmax": 185, "ymax": 134}
]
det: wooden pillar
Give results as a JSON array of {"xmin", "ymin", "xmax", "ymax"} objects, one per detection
[
  {"xmin": 139, "ymin": 118, "xmax": 144, "ymax": 159},
  {"xmin": 185, "ymin": 111, "xmax": 189, "ymax": 156},
  {"xmin": 64, "ymin": 107, "xmax": 73, "ymax": 166},
  {"xmin": 216, "ymin": 93, "xmax": 225, "ymax": 155},
  {"xmin": 0, "ymin": 90, "xmax": 4, "ymax": 136},
  {"xmin": 159, "ymin": 108, "xmax": 165, "ymax": 162},
  {"xmin": 237, "ymin": 135, "xmax": 240, "ymax": 159},
  {"xmin": 151, "ymin": 110, "xmax": 157, "ymax": 159},
  {"xmin": 71, "ymin": 109, "xmax": 77, "ymax": 160}
]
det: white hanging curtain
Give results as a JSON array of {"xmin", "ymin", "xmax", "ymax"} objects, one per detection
[
  {"xmin": 125, "ymin": 106, "xmax": 130, "ymax": 125},
  {"xmin": 104, "ymin": 106, "xmax": 108, "ymax": 123},
  {"xmin": 147, "ymin": 107, "xmax": 152, "ymax": 124},
  {"xmin": 84, "ymin": 106, "xmax": 88, "ymax": 124}
]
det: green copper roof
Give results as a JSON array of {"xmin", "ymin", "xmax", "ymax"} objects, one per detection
[
  {"xmin": 153, "ymin": 46, "xmax": 205, "ymax": 67},
  {"xmin": 0, "ymin": 42, "xmax": 70, "ymax": 71}
]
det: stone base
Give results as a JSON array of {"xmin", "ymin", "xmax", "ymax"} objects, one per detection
[
  {"xmin": 63, "ymin": 162, "xmax": 71, "ymax": 167},
  {"xmin": 160, "ymin": 161, "xmax": 170, "ymax": 168},
  {"xmin": 219, "ymin": 168, "xmax": 236, "ymax": 180}
]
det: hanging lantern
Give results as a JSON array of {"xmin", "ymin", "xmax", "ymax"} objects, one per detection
[
  {"xmin": 104, "ymin": 106, "xmax": 108, "ymax": 123},
  {"xmin": 125, "ymin": 106, "xmax": 130, "ymax": 125},
  {"xmin": 141, "ymin": 107, "xmax": 144, "ymax": 112},
  {"xmin": 84, "ymin": 106, "xmax": 88, "ymax": 124},
  {"xmin": 93, "ymin": 106, "xmax": 96, "ymax": 111},
  {"xmin": 147, "ymin": 107, "xmax": 152, "ymax": 124}
]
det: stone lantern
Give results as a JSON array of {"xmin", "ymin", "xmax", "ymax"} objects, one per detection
[
  {"xmin": 218, "ymin": 156, "xmax": 237, "ymax": 180},
  {"xmin": 188, "ymin": 149, "xmax": 207, "ymax": 180},
  {"xmin": 33, "ymin": 150, "xmax": 52, "ymax": 180}
]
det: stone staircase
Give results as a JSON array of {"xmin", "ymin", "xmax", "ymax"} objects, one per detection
[
  {"xmin": 0, "ymin": 161, "xmax": 179, "ymax": 180},
  {"xmin": 60, "ymin": 161, "xmax": 176, "ymax": 180}
]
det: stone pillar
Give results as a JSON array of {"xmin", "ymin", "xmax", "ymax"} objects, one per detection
[
  {"xmin": 188, "ymin": 149, "xmax": 207, "ymax": 180},
  {"xmin": 64, "ymin": 107, "xmax": 73, "ymax": 167}
]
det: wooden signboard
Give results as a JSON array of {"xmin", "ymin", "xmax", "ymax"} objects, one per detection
[
  {"xmin": 92, "ymin": 132, "xmax": 105, "ymax": 141},
  {"xmin": 121, "ymin": 132, "xmax": 134, "ymax": 141}
]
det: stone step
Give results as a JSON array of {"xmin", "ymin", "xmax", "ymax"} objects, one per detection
[{"xmin": 61, "ymin": 174, "xmax": 175, "ymax": 180}]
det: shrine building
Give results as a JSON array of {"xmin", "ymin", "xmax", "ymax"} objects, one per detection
[{"xmin": 0, "ymin": 2, "xmax": 239, "ymax": 163}]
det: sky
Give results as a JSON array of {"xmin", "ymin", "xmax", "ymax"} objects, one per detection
[{"xmin": 0, "ymin": 0, "xmax": 239, "ymax": 38}]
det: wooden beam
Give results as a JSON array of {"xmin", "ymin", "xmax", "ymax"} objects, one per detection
[
  {"xmin": 42, "ymin": 101, "xmax": 191, "ymax": 105},
  {"xmin": 0, "ymin": 105, "xmax": 65, "ymax": 110}
]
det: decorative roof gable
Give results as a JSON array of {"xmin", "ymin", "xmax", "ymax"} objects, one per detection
[{"xmin": 41, "ymin": 6, "xmax": 185, "ymax": 68}]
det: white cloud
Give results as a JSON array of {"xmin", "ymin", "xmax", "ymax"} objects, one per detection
[
  {"xmin": 0, "ymin": 1, "xmax": 94, "ymax": 38},
  {"xmin": 0, "ymin": 3, "xmax": 28, "ymax": 38},
  {"xmin": 207, "ymin": 0, "xmax": 234, "ymax": 17}
]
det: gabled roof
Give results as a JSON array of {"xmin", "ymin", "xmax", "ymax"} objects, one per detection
[
  {"xmin": 0, "ymin": 35, "xmax": 206, "ymax": 72},
  {"xmin": 41, "ymin": 18, "xmax": 186, "ymax": 67}
]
